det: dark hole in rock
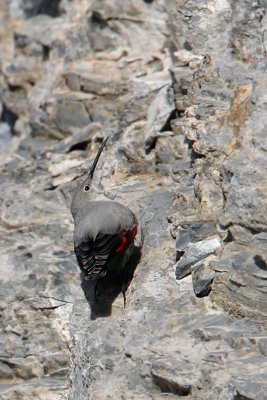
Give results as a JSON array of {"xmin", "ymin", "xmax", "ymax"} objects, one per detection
[
  {"xmin": 144, "ymin": 0, "xmax": 154, "ymax": 3},
  {"xmin": 222, "ymin": 190, "xmax": 227, "ymax": 206},
  {"xmin": 223, "ymin": 229, "xmax": 234, "ymax": 243},
  {"xmin": 44, "ymin": 183, "xmax": 58, "ymax": 191},
  {"xmin": 193, "ymin": 268, "xmax": 214, "ymax": 297},
  {"xmin": 195, "ymin": 284, "xmax": 212, "ymax": 297},
  {"xmin": 145, "ymin": 136, "xmax": 157, "ymax": 154},
  {"xmin": 176, "ymin": 250, "xmax": 185, "ymax": 262},
  {"xmin": 42, "ymin": 45, "xmax": 50, "ymax": 61},
  {"xmin": 8, "ymin": 83, "xmax": 22, "ymax": 92},
  {"xmin": 253, "ymin": 255, "xmax": 266, "ymax": 271},
  {"xmin": 14, "ymin": 33, "xmax": 28, "ymax": 49},
  {"xmin": 191, "ymin": 148, "xmax": 206, "ymax": 163},
  {"xmin": 184, "ymin": 138, "xmax": 206, "ymax": 163},
  {"xmin": 245, "ymin": 225, "xmax": 262, "ymax": 235},
  {"xmin": 91, "ymin": 11, "xmax": 108, "ymax": 28},
  {"xmin": 185, "ymin": 138, "xmax": 193, "ymax": 149},
  {"xmin": 1, "ymin": 104, "xmax": 18, "ymax": 133},
  {"xmin": 94, "ymin": 136, "xmax": 106, "ymax": 144},
  {"xmin": 24, "ymin": 0, "xmax": 62, "ymax": 18},
  {"xmin": 177, "ymin": 77, "xmax": 190, "ymax": 96},
  {"xmin": 219, "ymin": 222, "xmax": 232, "ymax": 230},
  {"xmin": 220, "ymin": 168, "xmax": 234, "ymax": 183},
  {"xmin": 152, "ymin": 371, "xmax": 191, "ymax": 396},
  {"xmin": 181, "ymin": 86, "xmax": 188, "ymax": 95},
  {"xmin": 160, "ymin": 109, "xmax": 177, "ymax": 132},
  {"xmin": 233, "ymin": 391, "xmax": 254, "ymax": 400},
  {"xmin": 17, "ymin": 245, "xmax": 26, "ymax": 250},
  {"xmin": 177, "ymin": 108, "xmax": 186, "ymax": 116},
  {"xmin": 184, "ymin": 40, "xmax": 193, "ymax": 51},
  {"xmin": 144, "ymin": 108, "xmax": 179, "ymax": 154},
  {"xmin": 68, "ymin": 140, "xmax": 90, "ymax": 152}
]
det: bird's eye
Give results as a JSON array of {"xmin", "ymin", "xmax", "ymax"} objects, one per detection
[{"xmin": 84, "ymin": 185, "xmax": 90, "ymax": 191}]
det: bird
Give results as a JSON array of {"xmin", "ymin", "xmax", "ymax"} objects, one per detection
[{"xmin": 71, "ymin": 137, "xmax": 138, "ymax": 305}]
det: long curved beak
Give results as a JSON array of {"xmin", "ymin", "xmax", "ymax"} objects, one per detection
[{"xmin": 89, "ymin": 136, "xmax": 109, "ymax": 179}]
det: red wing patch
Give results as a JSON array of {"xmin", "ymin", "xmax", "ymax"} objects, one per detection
[
  {"xmin": 115, "ymin": 236, "xmax": 128, "ymax": 253},
  {"xmin": 115, "ymin": 226, "xmax": 138, "ymax": 254}
]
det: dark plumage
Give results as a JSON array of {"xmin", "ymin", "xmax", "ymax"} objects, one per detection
[
  {"xmin": 70, "ymin": 138, "xmax": 138, "ymax": 302},
  {"xmin": 74, "ymin": 201, "xmax": 137, "ymax": 279}
]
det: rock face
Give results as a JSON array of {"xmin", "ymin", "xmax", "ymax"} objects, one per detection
[{"xmin": 0, "ymin": 0, "xmax": 267, "ymax": 399}]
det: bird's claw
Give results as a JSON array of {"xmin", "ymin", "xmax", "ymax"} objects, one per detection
[
  {"xmin": 94, "ymin": 281, "xmax": 99, "ymax": 303},
  {"xmin": 122, "ymin": 288, "xmax": 127, "ymax": 308}
]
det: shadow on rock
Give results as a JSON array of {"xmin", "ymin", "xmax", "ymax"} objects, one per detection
[{"xmin": 80, "ymin": 245, "xmax": 142, "ymax": 320}]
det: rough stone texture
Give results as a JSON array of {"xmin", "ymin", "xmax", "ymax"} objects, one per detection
[{"xmin": 0, "ymin": 0, "xmax": 267, "ymax": 399}]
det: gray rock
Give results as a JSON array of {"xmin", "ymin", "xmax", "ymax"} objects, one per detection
[
  {"xmin": 210, "ymin": 245, "xmax": 267, "ymax": 318},
  {"xmin": 0, "ymin": 123, "xmax": 13, "ymax": 148},
  {"xmin": 53, "ymin": 122, "xmax": 103, "ymax": 153},
  {"xmin": 144, "ymin": 85, "xmax": 175, "ymax": 153},
  {"xmin": 175, "ymin": 221, "xmax": 218, "ymax": 256},
  {"xmin": 175, "ymin": 236, "xmax": 222, "ymax": 279},
  {"xmin": 191, "ymin": 262, "xmax": 215, "ymax": 297},
  {"xmin": 151, "ymin": 367, "xmax": 192, "ymax": 396}
]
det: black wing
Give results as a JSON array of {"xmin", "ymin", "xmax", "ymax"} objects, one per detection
[{"xmin": 74, "ymin": 228, "xmax": 136, "ymax": 279}]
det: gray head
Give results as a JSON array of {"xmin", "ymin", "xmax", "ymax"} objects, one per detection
[{"xmin": 71, "ymin": 137, "xmax": 109, "ymax": 219}]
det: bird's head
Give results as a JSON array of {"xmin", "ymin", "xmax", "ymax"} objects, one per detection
[{"xmin": 71, "ymin": 137, "xmax": 109, "ymax": 219}]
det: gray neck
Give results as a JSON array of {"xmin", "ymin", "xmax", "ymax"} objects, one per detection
[{"xmin": 71, "ymin": 187, "xmax": 112, "ymax": 220}]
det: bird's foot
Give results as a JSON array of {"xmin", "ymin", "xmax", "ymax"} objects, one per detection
[
  {"xmin": 94, "ymin": 281, "xmax": 99, "ymax": 303},
  {"xmin": 122, "ymin": 289, "xmax": 126, "ymax": 308},
  {"xmin": 121, "ymin": 283, "xmax": 128, "ymax": 308}
]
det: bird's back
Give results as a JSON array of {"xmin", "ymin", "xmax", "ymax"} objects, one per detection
[{"xmin": 73, "ymin": 201, "xmax": 137, "ymax": 279}]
